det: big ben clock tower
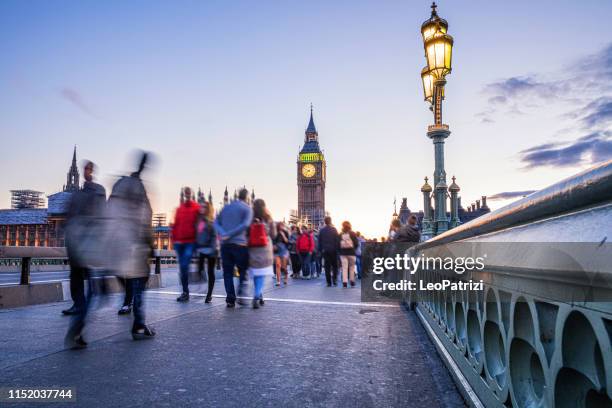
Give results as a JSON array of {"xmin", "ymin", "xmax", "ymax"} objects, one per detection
[{"xmin": 297, "ymin": 105, "xmax": 326, "ymax": 228}]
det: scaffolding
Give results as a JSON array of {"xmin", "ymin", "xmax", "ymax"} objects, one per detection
[
  {"xmin": 152, "ymin": 213, "xmax": 167, "ymax": 227},
  {"xmin": 10, "ymin": 190, "xmax": 45, "ymax": 209}
]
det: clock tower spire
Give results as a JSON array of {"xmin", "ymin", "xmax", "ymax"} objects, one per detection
[{"xmin": 297, "ymin": 105, "xmax": 326, "ymax": 228}]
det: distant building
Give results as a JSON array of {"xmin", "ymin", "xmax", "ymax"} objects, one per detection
[
  {"xmin": 297, "ymin": 106, "xmax": 326, "ymax": 229},
  {"xmin": 0, "ymin": 148, "xmax": 78, "ymax": 247},
  {"xmin": 392, "ymin": 194, "xmax": 490, "ymax": 235},
  {"xmin": 398, "ymin": 198, "xmax": 410, "ymax": 225},
  {"xmin": 152, "ymin": 213, "xmax": 171, "ymax": 250},
  {"xmin": 10, "ymin": 190, "xmax": 45, "ymax": 209},
  {"xmin": 63, "ymin": 146, "xmax": 80, "ymax": 192},
  {"xmin": 153, "ymin": 213, "xmax": 167, "ymax": 227},
  {"xmin": 153, "ymin": 225, "xmax": 172, "ymax": 250}
]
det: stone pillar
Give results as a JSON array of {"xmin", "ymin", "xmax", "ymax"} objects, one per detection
[
  {"xmin": 428, "ymin": 126, "xmax": 450, "ymax": 235},
  {"xmin": 449, "ymin": 176, "xmax": 460, "ymax": 228},
  {"xmin": 421, "ymin": 177, "xmax": 434, "ymax": 239}
]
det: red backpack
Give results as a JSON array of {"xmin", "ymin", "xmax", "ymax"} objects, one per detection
[{"xmin": 248, "ymin": 221, "xmax": 268, "ymax": 247}]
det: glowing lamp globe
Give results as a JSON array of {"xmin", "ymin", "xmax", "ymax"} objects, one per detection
[
  {"xmin": 421, "ymin": 2, "xmax": 448, "ymax": 42},
  {"xmin": 421, "ymin": 67, "xmax": 434, "ymax": 102},
  {"xmin": 424, "ymin": 30, "xmax": 453, "ymax": 79}
]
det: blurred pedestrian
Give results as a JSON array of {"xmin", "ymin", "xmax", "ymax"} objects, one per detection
[
  {"xmin": 296, "ymin": 225, "xmax": 314, "ymax": 279},
  {"xmin": 288, "ymin": 226, "xmax": 301, "ymax": 278},
  {"xmin": 172, "ymin": 187, "xmax": 200, "ymax": 302},
  {"xmin": 318, "ymin": 216, "xmax": 339, "ymax": 287},
  {"xmin": 215, "ymin": 188, "xmax": 253, "ymax": 307},
  {"xmin": 247, "ymin": 199, "xmax": 276, "ymax": 308},
  {"xmin": 395, "ymin": 214, "xmax": 421, "ymax": 243},
  {"xmin": 389, "ymin": 219, "xmax": 401, "ymax": 241},
  {"xmin": 63, "ymin": 161, "xmax": 106, "ymax": 348},
  {"xmin": 355, "ymin": 231, "xmax": 366, "ymax": 279},
  {"xmin": 311, "ymin": 231, "xmax": 321, "ymax": 278},
  {"xmin": 117, "ymin": 280, "xmax": 133, "ymax": 315},
  {"xmin": 338, "ymin": 221, "xmax": 359, "ymax": 288},
  {"xmin": 196, "ymin": 200, "xmax": 218, "ymax": 303},
  {"xmin": 105, "ymin": 151, "xmax": 156, "ymax": 340},
  {"xmin": 273, "ymin": 222, "xmax": 290, "ymax": 285}
]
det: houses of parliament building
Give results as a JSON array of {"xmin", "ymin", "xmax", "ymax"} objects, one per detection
[{"xmin": 0, "ymin": 147, "xmax": 79, "ymax": 247}]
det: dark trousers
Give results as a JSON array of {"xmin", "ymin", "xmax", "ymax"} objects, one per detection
[
  {"xmin": 313, "ymin": 253, "xmax": 322, "ymax": 276},
  {"xmin": 220, "ymin": 244, "xmax": 249, "ymax": 304},
  {"xmin": 67, "ymin": 265, "xmax": 92, "ymax": 338},
  {"xmin": 131, "ymin": 277, "xmax": 148, "ymax": 328},
  {"xmin": 69, "ymin": 265, "xmax": 87, "ymax": 309},
  {"xmin": 119, "ymin": 277, "xmax": 133, "ymax": 307},
  {"xmin": 197, "ymin": 253, "xmax": 217, "ymax": 299},
  {"xmin": 174, "ymin": 242, "xmax": 195, "ymax": 294},
  {"xmin": 290, "ymin": 253, "xmax": 301, "ymax": 276},
  {"xmin": 299, "ymin": 252, "xmax": 311, "ymax": 277},
  {"xmin": 322, "ymin": 251, "xmax": 339, "ymax": 285}
]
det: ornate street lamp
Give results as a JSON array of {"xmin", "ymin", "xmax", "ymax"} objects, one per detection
[
  {"xmin": 421, "ymin": 2, "xmax": 453, "ymax": 126},
  {"xmin": 420, "ymin": 2, "xmax": 455, "ymax": 237}
]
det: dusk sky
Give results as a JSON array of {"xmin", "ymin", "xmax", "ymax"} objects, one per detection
[{"xmin": 1, "ymin": 0, "xmax": 611, "ymax": 238}]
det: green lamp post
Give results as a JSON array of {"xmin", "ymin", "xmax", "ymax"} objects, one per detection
[{"xmin": 421, "ymin": 2, "xmax": 454, "ymax": 236}]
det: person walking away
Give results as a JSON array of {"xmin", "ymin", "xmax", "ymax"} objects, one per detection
[
  {"xmin": 196, "ymin": 201, "xmax": 218, "ymax": 303},
  {"xmin": 296, "ymin": 225, "xmax": 314, "ymax": 279},
  {"xmin": 288, "ymin": 226, "xmax": 301, "ymax": 278},
  {"xmin": 63, "ymin": 161, "xmax": 106, "ymax": 348},
  {"xmin": 311, "ymin": 231, "xmax": 321, "ymax": 278},
  {"xmin": 172, "ymin": 187, "xmax": 200, "ymax": 302},
  {"xmin": 273, "ymin": 222, "xmax": 290, "ymax": 285},
  {"xmin": 338, "ymin": 221, "xmax": 359, "ymax": 288},
  {"xmin": 395, "ymin": 214, "xmax": 421, "ymax": 243},
  {"xmin": 105, "ymin": 151, "xmax": 156, "ymax": 340},
  {"xmin": 355, "ymin": 231, "xmax": 366, "ymax": 280},
  {"xmin": 117, "ymin": 279, "xmax": 134, "ymax": 315},
  {"xmin": 318, "ymin": 216, "xmax": 339, "ymax": 287},
  {"xmin": 247, "ymin": 199, "xmax": 277, "ymax": 308},
  {"xmin": 215, "ymin": 188, "xmax": 253, "ymax": 307}
]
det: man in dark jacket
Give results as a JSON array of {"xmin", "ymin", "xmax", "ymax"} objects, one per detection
[
  {"xmin": 395, "ymin": 215, "xmax": 421, "ymax": 243},
  {"xmin": 63, "ymin": 161, "xmax": 106, "ymax": 348},
  {"xmin": 318, "ymin": 216, "xmax": 339, "ymax": 286},
  {"xmin": 215, "ymin": 188, "xmax": 253, "ymax": 307}
]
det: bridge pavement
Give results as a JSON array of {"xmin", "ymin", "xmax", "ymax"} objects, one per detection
[{"xmin": 0, "ymin": 276, "xmax": 465, "ymax": 407}]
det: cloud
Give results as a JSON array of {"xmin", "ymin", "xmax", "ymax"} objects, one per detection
[
  {"xmin": 484, "ymin": 76, "xmax": 567, "ymax": 102},
  {"xmin": 488, "ymin": 190, "xmax": 537, "ymax": 201},
  {"xmin": 477, "ymin": 43, "xmax": 612, "ymax": 169},
  {"xmin": 580, "ymin": 97, "xmax": 612, "ymax": 128},
  {"xmin": 571, "ymin": 43, "xmax": 612, "ymax": 84},
  {"xmin": 59, "ymin": 87, "xmax": 100, "ymax": 119},
  {"xmin": 519, "ymin": 131, "xmax": 611, "ymax": 169}
]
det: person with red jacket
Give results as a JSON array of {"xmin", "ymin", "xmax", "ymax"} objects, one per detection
[
  {"xmin": 296, "ymin": 225, "xmax": 315, "ymax": 278},
  {"xmin": 172, "ymin": 187, "xmax": 200, "ymax": 302}
]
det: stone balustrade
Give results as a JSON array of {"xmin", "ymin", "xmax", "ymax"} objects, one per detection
[{"xmin": 405, "ymin": 160, "xmax": 612, "ymax": 408}]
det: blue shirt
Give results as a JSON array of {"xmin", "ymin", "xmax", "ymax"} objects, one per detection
[{"xmin": 214, "ymin": 200, "xmax": 253, "ymax": 246}]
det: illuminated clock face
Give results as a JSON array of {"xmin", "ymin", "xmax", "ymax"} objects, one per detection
[{"xmin": 302, "ymin": 163, "xmax": 316, "ymax": 178}]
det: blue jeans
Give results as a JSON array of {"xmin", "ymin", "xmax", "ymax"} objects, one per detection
[
  {"xmin": 221, "ymin": 244, "xmax": 249, "ymax": 304},
  {"xmin": 356, "ymin": 255, "xmax": 362, "ymax": 279},
  {"xmin": 299, "ymin": 252, "xmax": 311, "ymax": 277},
  {"xmin": 253, "ymin": 275, "xmax": 265, "ymax": 300},
  {"xmin": 174, "ymin": 243, "xmax": 195, "ymax": 294}
]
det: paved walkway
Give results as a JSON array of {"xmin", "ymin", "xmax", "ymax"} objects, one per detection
[{"xmin": 0, "ymin": 274, "xmax": 465, "ymax": 407}]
